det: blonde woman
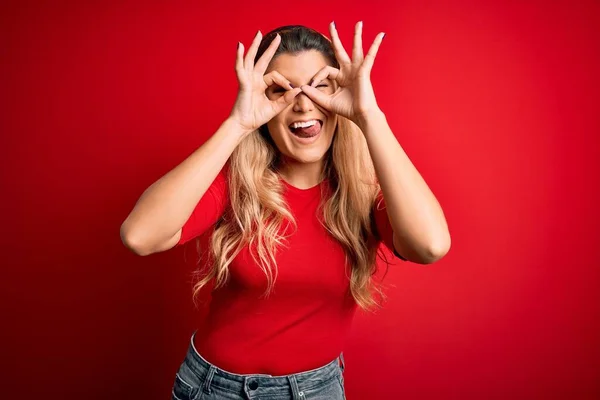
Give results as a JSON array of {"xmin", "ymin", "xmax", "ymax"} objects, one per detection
[{"xmin": 121, "ymin": 21, "xmax": 450, "ymax": 400}]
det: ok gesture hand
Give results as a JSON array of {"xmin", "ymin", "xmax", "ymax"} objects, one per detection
[
  {"xmin": 300, "ymin": 21, "xmax": 386, "ymax": 128},
  {"xmin": 230, "ymin": 31, "xmax": 303, "ymax": 136}
]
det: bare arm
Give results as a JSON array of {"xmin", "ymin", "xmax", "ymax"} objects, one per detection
[
  {"xmin": 120, "ymin": 118, "xmax": 245, "ymax": 256},
  {"xmin": 120, "ymin": 31, "xmax": 303, "ymax": 256},
  {"xmin": 357, "ymin": 110, "xmax": 450, "ymax": 264}
]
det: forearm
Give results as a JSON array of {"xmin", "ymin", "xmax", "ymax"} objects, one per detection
[
  {"xmin": 120, "ymin": 117, "xmax": 245, "ymax": 252},
  {"xmin": 357, "ymin": 111, "xmax": 450, "ymax": 263}
]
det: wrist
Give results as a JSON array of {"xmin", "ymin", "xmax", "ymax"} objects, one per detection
[
  {"xmin": 354, "ymin": 108, "xmax": 386, "ymax": 131},
  {"xmin": 225, "ymin": 116, "xmax": 253, "ymax": 139}
]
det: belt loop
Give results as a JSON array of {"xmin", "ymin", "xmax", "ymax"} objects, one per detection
[
  {"xmin": 338, "ymin": 351, "xmax": 345, "ymax": 373},
  {"xmin": 287, "ymin": 375, "xmax": 306, "ymax": 399},
  {"xmin": 201, "ymin": 365, "xmax": 216, "ymax": 394}
]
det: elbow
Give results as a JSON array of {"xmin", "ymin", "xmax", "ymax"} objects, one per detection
[
  {"xmin": 120, "ymin": 224, "xmax": 152, "ymax": 256},
  {"xmin": 395, "ymin": 230, "xmax": 451, "ymax": 265},
  {"xmin": 423, "ymin": 234, "xmax": 451, "ymax": 264}
]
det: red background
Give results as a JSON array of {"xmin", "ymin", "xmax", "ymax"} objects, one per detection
[{"xmin": 2, "ymin": 1, "xmax": 599, "ymax": 399}]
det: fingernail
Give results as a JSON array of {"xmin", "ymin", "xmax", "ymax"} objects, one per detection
[
  {"xmin": 237, "ymin": 42, "xmax": 241, "ymax": 50},
  {"xmin": 382, "ymin": 33, "xmax": 386, "ymax": 40},
  {"xmin": 332, "ymin": 21, "xmax": 335, "ymax": 28},
  {"xmin": 257, "ymin": 30, "xmax": 261, "ymax": 36}
]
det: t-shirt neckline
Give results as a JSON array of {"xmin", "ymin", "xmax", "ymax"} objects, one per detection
[{"xmin": 279, "ymin": 176, "xmax": 328, "ymax": 195}]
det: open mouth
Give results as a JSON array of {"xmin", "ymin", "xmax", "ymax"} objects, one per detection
[{"xmin": 288, "ymin": 120, "xmax": 323, "ymax": 138}]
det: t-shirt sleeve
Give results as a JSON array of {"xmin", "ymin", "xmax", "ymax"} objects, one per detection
[
  {"xmin": 176, "ymin": 167, "xmax": 229, "ymax": 246},
  {"xmin": 372, "ymin": 189, "xmax": 408, "ymax": 261}
]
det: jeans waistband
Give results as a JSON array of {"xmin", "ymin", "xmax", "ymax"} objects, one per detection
[{"xmin": 184, "ymin": 331, "xmax": 345, "ymax": 398}]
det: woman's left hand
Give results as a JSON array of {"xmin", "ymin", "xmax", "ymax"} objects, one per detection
[{"xmin": 300, "ymin": 21, "xmax": 385, "ymax": 127}]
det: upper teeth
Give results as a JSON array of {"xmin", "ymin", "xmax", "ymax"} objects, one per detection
[{"xmin": 290, "ymin": 120, "xmax": 318, "ymax": 129}]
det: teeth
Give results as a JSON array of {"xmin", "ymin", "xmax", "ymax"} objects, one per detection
[{"xmin": 290, "ymin": 120, "xmax": 318, "ymax": 129}]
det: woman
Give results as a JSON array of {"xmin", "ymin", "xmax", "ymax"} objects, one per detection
[{"xmin": 121, "ymin": 21, "xmax": 450, "ymax": 400}]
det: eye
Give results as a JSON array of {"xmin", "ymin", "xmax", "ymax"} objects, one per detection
[{"xmin": 317, "ymin": 84, "xmax": 328, "ymax": 89}]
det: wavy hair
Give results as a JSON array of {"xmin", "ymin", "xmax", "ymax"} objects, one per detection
[{"xmin": 191, "ymin": 25, "xmax": 392, "ymax": 312}]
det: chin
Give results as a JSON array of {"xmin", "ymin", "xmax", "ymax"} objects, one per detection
[
  {"xmin": 288, "ymin": 136, "xmax": 333, "ymax": 162},
  {"xmin": 287, "ymin": 151, "xmax": 327, "ymax": 164}
]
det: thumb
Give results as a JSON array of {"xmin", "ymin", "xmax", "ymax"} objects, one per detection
[{"xmin": 272, "ymin": 87, "xmax": 303, "ymax": 112}]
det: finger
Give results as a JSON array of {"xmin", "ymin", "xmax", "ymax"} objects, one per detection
[
  {"xmin": 329, "ymin": 21, "xmax": 351, "ymax": 65},
  {"xmin": 244, "ymin": 30, "xmax": 262, "ymax": 71},
  {"xmin": 299, "ymin": 85, "xmax": 333, "ymax": 111},
  {"xmin": 235, "ymin": 41, "xmax": 244, "ymax": 76},
  {"xmin": 272, "ymin": 87, "xmax": 303, "ymax": 112},
  {"xmin": 310, "ymin": 66, "xmax": 341, "ymax": 88},
  {"xmin": 352, "ymin": 21, "xmax": 364, "ymax": 64},
  {"xmin": 255, "ymin": 34, "xmax": 281, "ymax": 75},
  {"xmin": 263, "ymin": 70, "xmax": 293, "ymax": 90},
  {"xmin": 362, "ymin": 32, "xmax": 385, "ymax": 75}
]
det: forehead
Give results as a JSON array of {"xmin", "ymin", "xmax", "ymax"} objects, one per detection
[{"xmin": 265, "ymin": 50, "xmax": 330, "ymax": 80}]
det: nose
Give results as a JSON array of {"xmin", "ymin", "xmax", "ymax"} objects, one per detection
[{"xmin": 292, "ymin": 92, "xmax": 315, "ymax": 113}]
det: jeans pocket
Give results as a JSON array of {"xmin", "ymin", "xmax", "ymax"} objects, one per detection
[{"xmin": 172, "ymin": 372, "xmax": 202, "ymax": 400}]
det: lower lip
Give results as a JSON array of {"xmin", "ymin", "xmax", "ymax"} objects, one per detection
[{"xmin": 288, "ymin": 121, "xmax": 323, "ymax": 144}]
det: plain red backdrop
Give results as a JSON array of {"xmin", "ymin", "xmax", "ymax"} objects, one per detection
[{"xmin": 2, "ymin": 0, "xmax": 599, "ymax": 399}]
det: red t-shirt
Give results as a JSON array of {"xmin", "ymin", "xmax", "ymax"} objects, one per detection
[{"xmin": 176, "ymin": 167, "xmax": 405, "ymax": 376}]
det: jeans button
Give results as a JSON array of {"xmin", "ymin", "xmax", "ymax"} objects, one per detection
[{"xmin": 249, "ymin": 380, "xmax": 259, "ymax": 390}]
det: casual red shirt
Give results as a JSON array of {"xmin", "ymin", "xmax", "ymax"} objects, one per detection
[{"xmin": 176, "ymin": 166, "xmax": 405, "ymax": 376}]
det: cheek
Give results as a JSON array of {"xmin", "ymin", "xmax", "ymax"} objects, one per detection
[{"xmin": 265, "ymin": 122, "xmax": 290, "ymax": 147}]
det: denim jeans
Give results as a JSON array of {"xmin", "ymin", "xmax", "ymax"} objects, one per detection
[{"xmin": 172, "ymin": 331, "xmax": 346, "ymax": 400}]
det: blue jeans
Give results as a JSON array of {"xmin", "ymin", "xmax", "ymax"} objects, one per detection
[{"xmin": 172, "ymin": 331, "xmax": 347, "ymax": 400}]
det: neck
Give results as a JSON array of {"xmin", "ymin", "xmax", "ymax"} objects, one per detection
[{"xmin": 277, "ymin": 157, "xmax": 326, "ymax": 189}]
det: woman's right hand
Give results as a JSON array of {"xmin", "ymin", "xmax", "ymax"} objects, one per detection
[{"xmin": 229, "ymin": 31, "xmax": 303, "ymax": 136}]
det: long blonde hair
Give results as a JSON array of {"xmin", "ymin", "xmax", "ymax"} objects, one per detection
[
  {"xmin": 191, "ymin": 115, "xmax": 393, "ymax": 312},
  {"xmin": 191, "ymin": 25, "xmax": 393, "ymax": 312}
]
